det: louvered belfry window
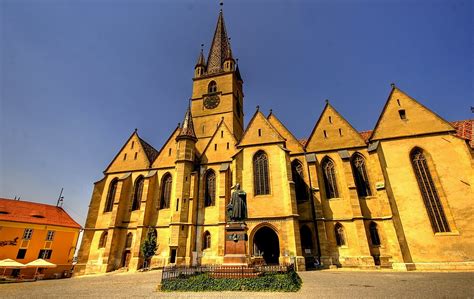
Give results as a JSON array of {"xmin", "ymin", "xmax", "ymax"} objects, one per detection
[
  {"xmin": 205, "ymin": 170, "xmax": 216, "ymax": 207},
  {"xmin": 351, "ymin": 153, "xmax": 372, "ymax": 197},
  {"xmin": 104, "ymin": 178, "xmax": 118, "ymax": 212},
  {"xmin": 253, "ymin": 151, "xmax": 270, "ymax": 195},
  {"xmin": 291, "ymin": 160, "xmax": 309, "ymax": 201},
  {"xmin": 160, "ymin": 174, "xmax": 172, "ymax": 209},
  {"xmin": 410, "ymin": 148, "xmax": 450, "ymax": 233},
  {"xmin": 131, "ymin": 176, "xmax": 144, "ymax": 211},
  {"xmin": 322, "ymin": 158, "xmax": 339, "ymax": 199}
]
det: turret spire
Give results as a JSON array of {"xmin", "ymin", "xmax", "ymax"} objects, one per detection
[
  {"xmin": 206, "ymin": 8, "xmax": 232, "ymax": 74},
  {"xmin": 177, "ymin": 104, "xmax": 197, "ymax": 141},
  {"xmin": 196, "ymin": 44, "xmax": 206, "ymax": 67}
]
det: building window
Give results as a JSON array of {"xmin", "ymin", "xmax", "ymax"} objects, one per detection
[
  {"xmin": 131, "ymin": 176, "xmax": 144, "ymax": 211},
  {"xmin": 125, "ymin": 233, "xmax": 133, "ymax": 249},
  {"xmin": 208, "ymin": 81, "xmax": 217, "ymax": 93},
  {"xmin": 134, "ymin": 152, "xmax": 138, "ymax": 160},
  {"xmin": 123, "ymin": 153, "xmax": 127, "ymax": 160},
  {"xmin": 46, "ymin": 230, "xmax": 55, "ymax": 241},
  {"xmin": 322, "ymin": 157, "xmax": 339, "ymax": 199},
  {"xmin": 399, "ymin": 109, "xmax": 407, "ymax": 120},
  {"xmin": 204, "ymin": 170, "xmax": 216, "ymax": 207},
  {"xmin": 335, "ymin": 223, "xmax": 346, "ymax": 247},
  {"xmin": 131, "ymin": 141, "xmax": 134, "ymax": 149},
  {"xmin": 203, "ymin": 231, "xmax": 211, "ymax": 250},
  {"xmin": 291, "ymin": 160, "xmax": 308, "ymax": 201},
  {"xmin": 160, "ymin": 173, "xmax": 172, "ymax": 209},
  {"xmin": 350, "ymin": 153, "xmax": 372, "ymax": 197},
  {"xmin": 38, "ymin": 249, "xmax": 53, "ymax": 260},
  {"xmin": 410, "ymin": 148, "xmax": 450, "ymax": 233},
  {"xmin": 99, "ymin": 231, "xmax": 108, "ymax": 248},
  {"xmin": 17, "ymin": 249, "xmax": 27, "ymax": 259},
  {"xmin": 369, "ymin": 222, "xmax": 381, "ymax": 246},
  {"xmin": 23, "ymin": 228, "xmax": 33, "ymax": 240},
  {"xmin": 253, "ymin": 150, "xmax": 270, "ymax": 195},
  {"xmin": 104, "ymin": 178, "xmax": 118, "ymax": 212}
]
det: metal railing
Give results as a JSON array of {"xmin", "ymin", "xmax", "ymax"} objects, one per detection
[{"xmin": 161, "ymin": 264, "xmax": 293, "ymax": 281}]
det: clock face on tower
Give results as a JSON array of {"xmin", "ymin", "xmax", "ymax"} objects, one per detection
[{"xmin": 204, "ymin": 95, "xmax": 220, "ymax": 109}]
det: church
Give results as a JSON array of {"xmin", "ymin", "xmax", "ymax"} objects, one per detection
[{"xmin": 75, "ymin": 8, "xmax": 473, "ymax": 274}]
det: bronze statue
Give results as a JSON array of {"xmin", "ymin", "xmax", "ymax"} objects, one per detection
[{"xmin": 227, "ymin": 183, "xmax": 247, "ymax": 222}]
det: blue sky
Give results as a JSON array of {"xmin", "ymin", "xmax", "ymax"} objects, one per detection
[{"xmin": 1, "ymin": 0, "xmax": 472, "ymax": 226}]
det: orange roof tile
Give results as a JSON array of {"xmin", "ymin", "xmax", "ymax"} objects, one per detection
[{"xmin": 0, "ymin": 198, "xmax": 81, "ymax": 229}]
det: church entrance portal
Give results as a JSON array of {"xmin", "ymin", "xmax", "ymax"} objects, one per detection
[{"xmin": 253, "ymin": 226, "xmax": 280, "ymax": 265}]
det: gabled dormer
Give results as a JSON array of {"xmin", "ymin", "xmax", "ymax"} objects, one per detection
[
  {"xmin": 201, "ymin": 118, "xmax": 238, "ymax": 164},
  {"xmin": 305, "ymin": 101, "xmax": 366, "ymax": 152},
  {"xmin": 370, "ymin": 85, "xmax": 456, "ymax": 141},
  {"xmin": 105, "ymin": 130, "xmax": 159, "ymax": 173},
  {"xmin": 238, "ymin": 108, "xmax": 286, "ymax": 147}
]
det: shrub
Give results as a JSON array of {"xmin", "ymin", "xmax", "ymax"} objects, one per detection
[{"xmin": 160, "ymin": 270, "xmax": 302, "ymax": 292}]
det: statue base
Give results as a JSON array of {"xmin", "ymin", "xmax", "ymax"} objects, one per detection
[{"xmin": 223, "ymin": 222, "xmax": 250, "ymax": 265}]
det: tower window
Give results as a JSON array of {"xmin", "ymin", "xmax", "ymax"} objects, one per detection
[
  {"xmin": 323, "ymin": 130, "xmax": 328, "ymax": 138},
  {"xmin": 204, "ymin": 170, "xmax": 216, "ymax": 207},
  {"xmin": 176, "ymin": 198, "xmax": 179, "ymax": 211},
  {"xmin": 410, "ymin": 148, "xmax": 450, "ymax": 232},
  {"xmin": 226, "ymin": 142, "xmax": 229, "ymax": 150},
  {"xmin": 221, "ymin": 131, "xmax": 224, "ymax": 138},
  {"xmin": 168, "ymin": 148, "xmax": 172, "ymax": 156},
  {"xmin": 258, "ymin": 129, "xmax": 261, "ymax": 137},
  {"xmin": 339, "ymin": 129, "xmax": 342, "ymax": 136},
  {"xmin": 214, "ymin": 144, "xmax": 217, "ymax": 151},
  {"xmin": 329, "ymin": 116, "xmax": 332, "ymax": 124},
  {"xmin": 397, "ymin": 99, "xmax": 401, "ymax": 106},
  {"xmin": 160, "ymin": 173, "xmax": 172, "ymax": 209},
  {"xmin": 131, "ymin": 141, "xmax": 134, "ymax": 149},
  {"xmin": 208, "ymin": 81, "xmax": 217, "ymax": 93},
  {"xmin": 253, "ymin": 150, "xmax": 270, "ymax": 195},
  {"xmin": 123, "ymin": 153, "xmax": 127, "ymax": 160},
  {"xmin": 322, "ymin": 157, "xmax": 338, "ymax": 199},
  {"xmin": 134, "ymin": 152, "xmax": 138, "ymax": 160},
  {"xmin": 399, "ymin": 109, "xmax": 407, "ymax": 120}
]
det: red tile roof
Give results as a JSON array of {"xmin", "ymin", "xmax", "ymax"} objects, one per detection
[{"xmin": 0, "ymin": 198, "xmax": 81, "ymax": 229}]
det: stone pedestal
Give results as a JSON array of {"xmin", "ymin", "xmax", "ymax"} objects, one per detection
[{"xmin": 223, "ymin": 222, "xmax": 250, "ymax": 265}]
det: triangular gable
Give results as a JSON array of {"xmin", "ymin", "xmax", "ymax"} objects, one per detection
[
  {"xmin": 305, "ymin": 102, "xmax": 366, "ymax": 152},
  {"xmin": 201, "ymin": 119, "xmax": 238, "ymax": 163},
  {"xmin": 238, "ymin": 109, "xmax": 286, "ymax": 147},
  {"xmin": 105, "ymin": 130, "xmax": 157, "ymax": 173},
  {"xmin": 370, "ymin": 86, "xmax": 456, "ymax": 141},
  {"xmin": 267, "ymin": 111, "xmax": 305, "ymax": 154},
  {"xmin": 151, "ymin": 126, "xmax": 180, "ymax": 169}
]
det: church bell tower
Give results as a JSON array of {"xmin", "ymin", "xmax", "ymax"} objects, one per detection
[{"xmin": 191, "ymin": 7, "xmax": 244, "ymax": 153}]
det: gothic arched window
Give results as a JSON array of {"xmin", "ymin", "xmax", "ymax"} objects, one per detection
[
  {"xmin": 160, "ymin": 173, "xmax": 172, "ymax": 209},
  {"xmin": 350, "ymin": 153, "xmax": 372, "ymax": 197},
  {"xmin": 253, "ymin": 150, "xmax": 270, "ymax": 195},
  {"xmin": 410, "ymin": 148, "xmax": 450, "ymax": 233},
  {"xmin": 125, "ymin": 233, "xmax": 133, "ymax": 249},
  {"xmin": 321, "ymin": 157, "xmax": 339, "ymax": 199},
  {"xmin": 208, "ymin": 81, "xmax": 217, "ymax": 93},
  {"xmin": 291, "ymin": 160, "xmax": 309, "ymax": 201},
  {"xmin": 203, "ymin": 231, "xmax": 211, "ymax": 250},
  {"xmin": 369, "ymin": 222, "xmax": 381, "ymax": 246},
  {"xmin": 104, "ymin": 178, "xmax": 118, "ymax": 212},
  {"xmin": 204, "ymin": 170, "xmax": 216, "ymax": 207},
  {"xmin": 131, "ymin": 176, "xmax": 144, "ymax": 211},
  {"xmin": 98, "ymin": 231, "xmax": 108, "ymax": 248},
  {"xmin": 335, "ymin": 223, "xmax": 346, "ymax": 247}
]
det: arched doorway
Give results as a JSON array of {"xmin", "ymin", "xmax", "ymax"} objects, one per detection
[{"xmin": 252, "ymin": 226, "xmax": 280, "ymax": 265}]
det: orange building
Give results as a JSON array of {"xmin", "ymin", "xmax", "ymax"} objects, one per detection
[{"xmin": 0, "ymin": 198, "xmax": 81, "ymax": 278}]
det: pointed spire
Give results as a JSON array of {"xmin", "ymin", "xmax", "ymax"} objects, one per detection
[
  {"xmin": 224, "ymin": 38, "xmax": 234, "ymax": 61},
  {"xmin": 177, "ymin": 104, "xmax": 197, "ymax": 141},
  {"xmin": 207, "ymin": 8, "xmax": 232, "ymax": 74},
  {"xmin": 195, "ymin": 44, "xmax": 206, "ymax": 68}
]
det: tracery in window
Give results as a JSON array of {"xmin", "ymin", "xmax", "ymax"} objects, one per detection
[
  {"xmin": 104, "ymin": 178, "xmax": 118, "ymax": 212},
  {"xmin": 203, "ymin": 231, "xmax": 211, "ymax": 250},
  {"xmin": 204, "ymin": 170, "xmax": 216, "ymax": 207},
  {"xmin": 291, "ymin": 160, "xmax": 309, "ymax": 201},
  {"xmin": 160, "ymin": 173, "xmax": 172, "ymax": 209},
  {"xmin": 253, "ymin": 151, "xmax": 270, "ymax": 195},
  {"xmin": 351, "ymin": 153, "xmax": 372, "ymax": 197},
  {"xmin": 208, "ymin": 81, "xmax": 217, "ymax": 93},
  {"xmin": 321, "ymin": 157, "xmax": 338, "ymax": 199},
  {"xmin": 131, "ymin": 176, "xmax": 144, "ymax": 211}
]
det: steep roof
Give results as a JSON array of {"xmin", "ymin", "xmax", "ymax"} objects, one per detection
[
  {"xmin": 138, "ymin": 136, "xmax": 159, "ymax": 163},
  {"xmin": 195, "ymin": 48, "xmax": 206, "ymax": 67},
  {"xmin": 206, "ymin": 9, "xmax": 232, "ymax": 74},
  {"xmin": 0, "ymin": 198, "xmax": 81, "ymax": 229},
  {"xmin": 177, "ymin": 106, "xmax": 197, "ymax": 140}
]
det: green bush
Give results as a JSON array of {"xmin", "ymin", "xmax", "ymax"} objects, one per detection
[{"xmin": 161, "ymin": 270, "xmax": 302, "ymax": 292}]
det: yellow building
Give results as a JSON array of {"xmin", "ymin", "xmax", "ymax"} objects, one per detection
[
  {"xmin": 75, "ymin": 8, "xmax": 473, "ymax": 274},
  {"xmin": 0, "ymin": 198, "xmax": 81, "ymax": 278}
]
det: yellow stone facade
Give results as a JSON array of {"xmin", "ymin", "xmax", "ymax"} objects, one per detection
[{"xmin": 75, "ymin": 10, "xmax": 473, "ymax": 275}]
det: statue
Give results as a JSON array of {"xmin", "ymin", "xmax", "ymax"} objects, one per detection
[{"xmin": 227, "ymin": 183, "xmax": 247, "ymax": 222}]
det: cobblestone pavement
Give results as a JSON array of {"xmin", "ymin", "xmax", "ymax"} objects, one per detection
[{"xmin": 1, "ymin": 269, "xmax": 473, "ymax": 298}]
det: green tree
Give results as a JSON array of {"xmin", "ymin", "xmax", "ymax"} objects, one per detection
[{"xmin": 141, "ymin": 230, "xmax": 158, "ymax": 269}]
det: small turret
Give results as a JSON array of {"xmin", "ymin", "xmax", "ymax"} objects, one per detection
[
  {"xmin": 194, "ymin": 45, "xmax": 206, "ymax": 78},
  {"xmin": 223, "ymin": 38, "xmax": 235, "ymax": 72}
]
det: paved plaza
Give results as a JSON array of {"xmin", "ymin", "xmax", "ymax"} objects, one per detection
[{"xmin": 1, "ymin": 269, "xmax": 473, "ymax": 298}]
